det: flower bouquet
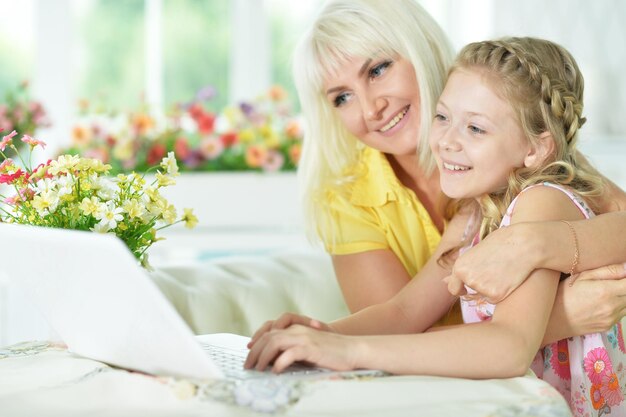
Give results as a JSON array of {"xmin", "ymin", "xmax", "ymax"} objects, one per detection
[
  {"xmin": 0, "ymin": 81, "xmax": 51, "ymax": 160},
  {"xmin": 58, "ymin": 86, "xmax": 303, "ymax": 174},
  {"xmin": 0, "ymin": 130, "xmax": 197, "ymax": 267}
]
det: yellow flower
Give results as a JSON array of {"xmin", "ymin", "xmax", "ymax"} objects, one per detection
[
  {"xmin": 239, "ymin": 128, "xmax": 255, "ymax": 143},
  {"xmin": 155, "ymin": 172, "xmax": 176, "ymax": 187},
  {"xmin": 162, "ymin": 203, "xmax": 177, "ymax": 224},
  {"xmin": 79, "ymin": 197, "xmax": 100, "ymax": 216},
  {"xmin": 264, "ymin": 131, "xmax": 280, "ymax": 148},
  {"xmin": 259, "ymin": 125, "xmax": 273, "ymax": 139},
  {"xmin": 182, "ymin": 208, "xmax": 198, "ymax": 229},
  {"xmin": 49, "ymin": 155, "xmax": 80, "ymax": 175},
  {"xmin": 32, "ymin": 190, "xmax": 59, "ymax": 215},
  {"xmin": 147, "ymin": 197, "xmax": 167, "ymax": 217},
  {"xmin": 122, "ymin": 199, "xmax": 145, "ymax": 219},
  {"xmin": 143, "ymin": 186, "xmax": 160, "ymax": 203},
  {"xmin": 112, "ymin": 139, "xmax": 133, "ymax": 161}
]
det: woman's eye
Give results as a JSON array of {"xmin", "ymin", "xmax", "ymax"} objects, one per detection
[
  {"xmin": 468, "ymin": 125, "xmax": 486, "ymax": 134},
  {"xmin": 333, "ymin": 92, "xmax": 350, "ymax": 108},
  {"xmin": 434, "ymin": 113, "xmax": 447, "ymax": 122},
  {"xmin": 368, "ymin": 61, "xmax": 392, "ymax": 79}
]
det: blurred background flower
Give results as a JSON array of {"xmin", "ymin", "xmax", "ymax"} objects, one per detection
[
  {"xmin": 58, "ymin": 86, "xmax": 303, "ymax": 174},
  {"xmin": 0, "ymin": 81, "xmax": 51, "ymax": 160}
]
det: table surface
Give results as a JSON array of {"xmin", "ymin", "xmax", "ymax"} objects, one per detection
[{"xmin": 0, "ymin": 340, "xmax": 573, "ymax": 417}]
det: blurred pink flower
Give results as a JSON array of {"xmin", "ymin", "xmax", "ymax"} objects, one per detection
[
  {"xmin": 199, "ymin": 137, "xmax": 223, "ymax": 160},
  {"xmin": 21, "ymin": 134, "xmax": 47, "ymax": 149},
  {"xmin": 262, "ymin": 150, "xmax": 284, "ymax": 172},
  {"xmin": 1, "ymin": 130, "xmax": 18, "ymax": 151}
]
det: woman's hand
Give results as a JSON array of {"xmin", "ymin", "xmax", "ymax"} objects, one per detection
[
  {"xmin": 247, "ymin": 312, "xmax": 332, "ymax": 349},
  {"xmin": 443, "ymin": 223, "xmax": 539, "ymax": 303},
  {"xmin": 546, "ymin": 263, "xmax": 626, "ymax": 341},
  {"xmin": 244, "ymin": 325, "xmax": 358, "ymax": 373}
]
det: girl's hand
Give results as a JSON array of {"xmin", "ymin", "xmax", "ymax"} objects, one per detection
[
  {"xmin": 247, "ymin": 312, "xmax": 332, "ymax": 349},
  {"xmin": 244, "ymin": 325, "xmax": 358, "ymax": 373},
  {"xmin": 444, "ymin": 223, "xmax": 537, "ymax": 303},
  {"xmin": 553, "ymin": 263, "xmax": 626, "ymax": 335}
]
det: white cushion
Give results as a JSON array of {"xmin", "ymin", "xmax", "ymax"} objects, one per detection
[{"xmin": 150, "ymin": 250, "xmax": 349, "ymax": 336}]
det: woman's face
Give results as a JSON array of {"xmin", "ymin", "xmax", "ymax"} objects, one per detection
[{"xmin": 323, "ymin": 56, "xmax": 421, "ymax": 156}]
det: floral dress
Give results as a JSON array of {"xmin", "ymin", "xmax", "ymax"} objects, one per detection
[{"xmin": 461, "ymin": 182, "xmax": 626, "ymax": 417}]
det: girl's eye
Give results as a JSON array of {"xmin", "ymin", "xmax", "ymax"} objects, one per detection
[
  {"xmin": 469, "ymin": 125, "xmax": 486, "ymax": 134},
  {"xmin": 368, "ymin": 60, "xmax": 393, "ymax": 79},
  {"xmin": 333, "ymin": 92, "xmax": 351, "ymax": 108},
  {"xmin": 434, "ymin": 113, "xmax": 447, "ymax": 122}
]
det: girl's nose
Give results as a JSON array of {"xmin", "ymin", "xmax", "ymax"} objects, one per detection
[{"xmin": 438, "ymin": 128, "xmax": 462, "ymax": 152}]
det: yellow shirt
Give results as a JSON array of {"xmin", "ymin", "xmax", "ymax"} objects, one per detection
[{"xmin": 318, "ymin": 146, "xmax": 462, "ymax": 326}]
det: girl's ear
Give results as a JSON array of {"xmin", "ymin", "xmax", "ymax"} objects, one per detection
[{"xmin": 524, "ymin": 132, "xmax": 555, "ymax": 168}]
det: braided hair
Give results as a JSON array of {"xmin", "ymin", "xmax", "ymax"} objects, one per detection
[{"xmin": 452, "ymin": 37, "xmax": 604, "ymax": 239}]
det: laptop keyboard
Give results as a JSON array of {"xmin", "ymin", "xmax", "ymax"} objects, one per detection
[{"xmin": 200, "ymin": 343, "xmax": 330, "ymax": 379}]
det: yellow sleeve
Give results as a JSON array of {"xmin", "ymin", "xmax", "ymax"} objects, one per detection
[{"xmin": 317, "ymin": 191, "xmax": 389, "ymax": 255}]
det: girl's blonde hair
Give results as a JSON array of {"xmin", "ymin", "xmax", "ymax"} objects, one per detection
[
  {"xmin": 453, "ymin": 37, "xmax": 604, "ymax": 239},
  {"xmin": 293, "ymin": 0, "xmax": 454, "ymax": 241}
]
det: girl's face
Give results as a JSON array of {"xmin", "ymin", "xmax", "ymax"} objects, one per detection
[
  {"xmin": 323, "ymin": 56, "xmax": 421, "ymax": 156},
  {"xmin": 429, "ymin": 68, "xmax": 531, "ymax": 200}
]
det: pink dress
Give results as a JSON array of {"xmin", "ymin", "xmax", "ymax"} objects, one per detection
[{"xmin": 461, "ymin": 182, "xmax": 626, "ymax": 416}]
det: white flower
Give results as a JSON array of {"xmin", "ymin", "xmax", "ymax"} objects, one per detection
[
  {"xmin": 179, "ymin": 113, "xmax": 198, "ymax": 134},
  {"xmin": 94, "ymin": 201, "xmax": 124, "ymax": 230},
  {"xmin": 90, "ymin": 175, "xmax": 118, "ymax": 200},
  {"xmin": 34, "ymin": 178, "xmax": 56, "ymax": 194},
  {"xmin": 90, "ymin": 222, "xmax": 111, "ymax": 233},
  {"xmin": 55, "ymin": 175, "xmax": 75, "ymax": 198},
  {"xmin": 160, "ymin": 152, "xmax": 179, "ymax": 177}
]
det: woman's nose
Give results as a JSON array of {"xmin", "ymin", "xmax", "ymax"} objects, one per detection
[{"xmin": 363, "ymin": 96, "xmax": 387, "ymax": 121}]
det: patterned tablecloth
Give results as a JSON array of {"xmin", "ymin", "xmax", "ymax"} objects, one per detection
[{"xmin": 0, "ymin": 341, "xmax": 572, "ymax": 417}]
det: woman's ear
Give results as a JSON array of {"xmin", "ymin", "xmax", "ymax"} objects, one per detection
[{"xmin": 524, "ymin": 132, "xmax": 555, "ymax": 168}]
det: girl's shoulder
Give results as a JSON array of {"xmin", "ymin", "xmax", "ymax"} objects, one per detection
[{"xmin": 502, "ymin": 182, "xmax": 595, "ymax": 227}]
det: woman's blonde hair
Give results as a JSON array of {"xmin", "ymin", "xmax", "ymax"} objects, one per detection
[
  {"xmin": 293, "ymin": 0, "xmax": 454, "ymax": 241},
  {"xmin": 452, "ymin": 37, "xmax": 604, "ymax": 239}
]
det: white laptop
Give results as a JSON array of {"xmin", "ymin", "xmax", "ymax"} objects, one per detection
[{"xmin": 1, "ymin": 223, "xmax": 373, "ymax": 381}]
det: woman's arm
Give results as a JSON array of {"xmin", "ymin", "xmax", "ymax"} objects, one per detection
[
  {"xmin": 331, "ymin": 250, "xmax": 412, "ymax": 313},
  {"xmin": 446, "ymin": 212, "xmax": 626, "ymax": 301}
]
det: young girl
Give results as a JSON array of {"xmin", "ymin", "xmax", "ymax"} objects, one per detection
[{"xmin": 246, "ymin": 37, "xmax": 626, "ymax": 415}]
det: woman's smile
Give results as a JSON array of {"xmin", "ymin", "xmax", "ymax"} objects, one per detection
[{"xmin": 378, "ymin": 105, "xmax": 410, "ymax": 136}]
